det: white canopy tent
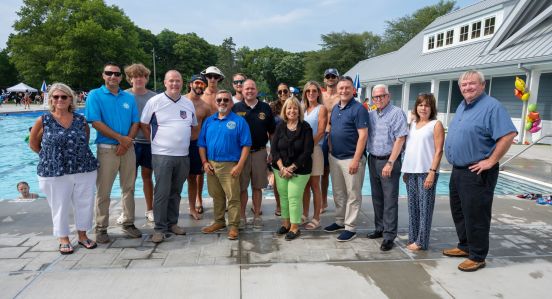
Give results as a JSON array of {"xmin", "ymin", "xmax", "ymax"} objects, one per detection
[{"xmin": 6, "ymin": 82, "xmax": 38, "ymax": 93}]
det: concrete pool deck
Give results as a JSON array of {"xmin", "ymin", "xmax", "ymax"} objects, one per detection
[{"xmin": 1, "ymin": 104, "xmax": 551, "ymax": 298}]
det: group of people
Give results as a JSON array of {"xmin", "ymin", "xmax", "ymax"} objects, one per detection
[{"xmin": 29, "ymin": 62, "xmax": 516, "ymax": 272}]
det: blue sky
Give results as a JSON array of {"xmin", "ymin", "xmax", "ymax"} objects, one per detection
[{"xmin": 1, "ymin": 0, "xmax": 478, "ymax": 52}]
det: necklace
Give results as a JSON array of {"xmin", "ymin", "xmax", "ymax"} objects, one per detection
[{"xmin": 287, "ymin": 122, "xmax": 298, "ymax": 131}]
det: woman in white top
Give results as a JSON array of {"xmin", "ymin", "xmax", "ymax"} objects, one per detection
[
  {"xmin": 301, "ymin": 81, "xmax": 327, "ymax": 230},
  {"xmin": 401, "ymin": 93, "xmax": 444, "ymax": 251}
]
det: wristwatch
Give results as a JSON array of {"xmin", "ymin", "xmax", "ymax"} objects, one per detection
[{"xmin": 386, "ymin": 160, "xmax": 394, "ymax": 166}]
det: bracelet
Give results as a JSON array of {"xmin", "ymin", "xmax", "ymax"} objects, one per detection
[
  {"xmin": 202, "ymin": 161, "xmax": 209, "ymax": 165},
  {"xmin": 429, "ymin": 168, "xmax": 437, "ymax": 172}
]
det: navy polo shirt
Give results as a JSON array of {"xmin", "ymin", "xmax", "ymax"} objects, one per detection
[
  {"xmin": 85, "ymin": 85, "xmax": 139, "ymax": 145},
  {"xmin": 445, "ymin": 92, "xmax": 517, "ymax": 167},
  {"xmin": 198, "ymin": 112, "xmax": 252, "ymax": 162},
  {"xmin": 232, "ymin": 100, "xmax": 275, "ymax": 149},
  {"xmin": 329, "ymin": 98, "xmax": 369, "ymax": 160}
]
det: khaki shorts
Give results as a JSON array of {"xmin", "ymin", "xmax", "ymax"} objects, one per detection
[
  {"xmin": 240, "ymin": 149, "xmax": 269, "ymax": 191},
  {"xmin": 311, "ymin": 145, "xmax": 324, "ymax": 176}
]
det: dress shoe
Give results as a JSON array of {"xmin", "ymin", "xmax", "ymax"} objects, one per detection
[
  {"xmin": 367, "ymin": 231, "xmax": 383, "ymax": 239},
  {"xmin": 380, "ymin": 239, "xmax": 394, "ymax": 251},
  {"xmin": 443, "ymin": 247, "xmax": 469, "ymax": 257},
  {"xmin": 458, "ymin": 259, "xmax": 486, "ymax": 272},
  {"xmin": 227, "ymin": 227, "xmax": 239, "ymax": 240}
]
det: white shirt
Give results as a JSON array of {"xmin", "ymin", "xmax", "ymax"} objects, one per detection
[
  {"xmin": 401, "ymin": 120, "xmax": 438, "ymax": 173},
  {"xmin": 141, "ymin": 93, "xmax": 197, "ymax": 156}
]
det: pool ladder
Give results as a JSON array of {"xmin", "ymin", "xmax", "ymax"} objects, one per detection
[{"xmin": 500, "ymin": 134, "xmax": 552, "ymax": 170}]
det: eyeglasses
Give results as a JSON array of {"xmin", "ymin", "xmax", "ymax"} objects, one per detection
[
  {"xmin": 325, "ymin": 74, "xmax": 337, "ymax": 79},
  {"xmin": 104, "ymin": 71, "xmax": 122, "ymax": 77},
  {"xmin": 372, "ymin": 94, "xmax": 388, "ymax": 101},
  {"xmin": 52, "ymin": 95, "xmax": 69, "ymax": 100},
  {"xmin": 233, "ymin": 80, "xmax": 244, "ymax": 85},
  {"xmin": 215, "ymin": 97, "xmax": 230, "ymax": 103},
  {"xmin": 306, "ymin": 89, "xmax": 318, "ymax": 94},
  {"xmin": 206, "ymin": 74, "xmax": 221, "ymax": 80},
  {"xmin": 277, "ymin": 90, "xmax": 289, "ymax": 95}
]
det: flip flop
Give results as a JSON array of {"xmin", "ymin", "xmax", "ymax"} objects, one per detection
[
  {"xmin": 250, "ymin": 207, "xmax": 262, "ymax": 215},
  {"xmin": 275, "ymin": 210, "xmax": 281, "ymax": 216},
  {"xmin": 78, "ymin": 239, "xmax": 97, "ymax": 249},
  {"xmin": 516, "ymin": 193, "xmax": 536, "ymax": 199},
  {"xmin": 189, "ymin": 212, "xmax": 201, "ymax": 220},
  {"xmin": 59, "ymin": 243, "xmax": 74, "ymax": 255}
]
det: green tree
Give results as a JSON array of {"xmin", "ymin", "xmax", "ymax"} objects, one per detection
[
  {"xmin": 173, "ymin": 32, "xmax": 218, "ymax": 80},
  {"xmin": 8, "ymin": 0, "xmax": 148, "ymax": 90},
  {"xmin": 377, "ymin": 0, "xmax": 456, "ymax": 54},
  {"xmin": 0, "ymin": 49, "xmax": 19, "ymax": 88},
  {"xmin": 274, "ymin": 54, "xmax": 304, "ymax": 89},
  {"xmin": 303, "ymin": 32, "xmax": 381, "ymax": 82},
  {"xmin": 216, "ymin": 37, "xmax": 238, "ymax": 91}
]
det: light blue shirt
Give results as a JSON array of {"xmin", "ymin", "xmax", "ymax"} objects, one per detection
[
  {"xmin": 85, "ymin": 85, "xmax": 139, "ymax": 145},
  {"xmin": 367, "ymin": 103, "xmax": 408, "ymax": 156},
  {"xmin": 198, "ymin": 112, "xmax": 252, "ymax": 162},
  {"xmin": 445, "ymin": 92, "xmax": 517, "ymax": 167}
]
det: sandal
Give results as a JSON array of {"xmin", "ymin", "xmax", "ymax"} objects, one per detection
[
  {"xmin": 250, "ymin": 207, "xmax": 262, "ymax": 215},
  {"xmin": 196, "ymin": 206, "xmax": 204, "ymax": 214},
  {"xmin": 516, "ymin": 193, "xmax": 536, "ymax": 199},
  {"xmin": 300, "ymin": 215, "xmax": 308, "ymax": 225},
  {"xmin": 275, "ymin": 209, "xmax": 281, "ymax": 216},
  {"xmin": 78, "ymin": 239, "xmax": 97, "ymax": 249},
  {"xmin": 59, "ymin": 243, "xmax": 74, "ymax": 255},
  {"xmin": 305, "ymin": 219, "xmax": 321, "ymax": 230}
]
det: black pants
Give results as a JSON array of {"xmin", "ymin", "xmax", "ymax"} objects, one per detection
[{"xmin": 449, "ymin": 163, "xmax": 499, "ymax": 262}]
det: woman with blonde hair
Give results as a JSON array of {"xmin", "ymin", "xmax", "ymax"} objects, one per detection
[{"xmin": 29, "ymin": 83, "xmax": 99, "ymax": 254}]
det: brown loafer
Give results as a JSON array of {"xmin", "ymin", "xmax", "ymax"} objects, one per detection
[
  {"xmin": 443, "ymin": 247, "xmax": 469, "ymax": 257},
  {"xmin": 228, "ymin": 227, "xmax": 239, "ymax": 240},
  {"xmin": 170, "ymin": 224, "xmax": 186, "ymax": 235},
  {"xmin": 201, "ymin": 223, "xmax": 226, "ymax": 234},
  {"xmin": 458, "ymin": 259, "xmax": 486, "ymax": 272}
]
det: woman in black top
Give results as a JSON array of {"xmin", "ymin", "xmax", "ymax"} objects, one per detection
[{"xmin": 271, "ymin": 97, "xmax": 314, "ymax": 240}]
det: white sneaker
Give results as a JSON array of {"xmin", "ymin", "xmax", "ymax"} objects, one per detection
[
  {"xmin": 145, "ymin": 210, "xmax": 154, "ymax": 222},
  {"xmin": 116, "ymin": 213, "xmax": 127, "ymax": 225}
]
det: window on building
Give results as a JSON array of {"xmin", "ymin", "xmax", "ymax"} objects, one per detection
[
  {"xmin": 460, "ymin": 25, "xmax": 469, "ymax": 42},
  {"xmin": 427, "ymin": 36, "xmax": 435, "ymax": 50},
  {"xmin": 471, "ymin": 21, "xmax": 481, "ymax": 39},
  {"xmin": 436, "ymin": 33, "xmax": 444, "ymax": 47},
  {"xmin": 484, "ymin": 17, "xmax": 496, "ymax": 35},
  {"xmin": 446, "ymin": 30, "xmax": 454, "ymax": 45}
]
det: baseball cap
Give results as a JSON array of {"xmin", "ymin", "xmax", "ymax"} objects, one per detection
[
  {"xmin": 324, "ymin": 68, "xmax": 340, "ymax": 77},
  {"xmin": 189, "ymin": 74, "xmax": 207, "ymax": 84},
  {"xmin": 201, "ymin": 66, "xmax": 225, "ymax": 81}
]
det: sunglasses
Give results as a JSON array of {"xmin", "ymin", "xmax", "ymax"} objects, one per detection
[
  {"xmin": 277, "ymin": 90, "xmax": 289, "ymax": 95},
  {"xmin": 325, "ymin": 74, "xmax": 337, "ymax": 79},
  {"xmin": 104, "ymin": 71, "xmax": 122, "ymax": 77},
  {"xmin": 206, "ymin": 74, "xmax": 221, "ymax": 80},
  {"xmin": 52, "ymin": 95, "xmax": 69, "ymax": 100},
  {"xmin": 215, "ymin": 97, "xmax": 230, "ymax": 103},
  {"xmin": 233, "ymin": 80, "xmax": 244, "ymax": 85}
]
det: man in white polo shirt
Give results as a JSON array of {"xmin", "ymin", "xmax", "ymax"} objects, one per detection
[{"xmin": 141, "ymin": 70, "xmax": 197, "ymax": 243}]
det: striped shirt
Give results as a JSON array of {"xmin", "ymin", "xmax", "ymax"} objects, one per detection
[{"xmin": 367, "ymin": 104, "xmax": 408, "ymax": 156}]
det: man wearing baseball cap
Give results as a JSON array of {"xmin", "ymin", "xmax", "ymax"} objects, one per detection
[
  {"xmin": 186, "ymin": 74, "xmax": 211, "ymax": 220},
  {"xmin": 201, "ymin": 66, "xmax": 225, "ymax": 114},
  {"xmin": 321, "ymin": 68, "xmax": 340, "ymax": 214}
]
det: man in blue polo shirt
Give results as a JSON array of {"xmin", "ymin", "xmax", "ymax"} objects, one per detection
[
  {"xmin": 85, "ymin": 62, "xmax": 142, "ymax": 243},
  {"xmin": 198, "ymin": 90, "xmax": 251, "ymax": 240},
  {"xmin": 443, "ymin": 70, "xmax": 516, "ymax": 272},
  {"xmin": 324, "ymin": 76, "xmax": 369, "ymax": 242},
  {"xmin": 366, "ymin": 84, "xmax": 408, "ymax": 251}
]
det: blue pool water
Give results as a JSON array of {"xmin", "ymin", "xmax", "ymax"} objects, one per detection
[{"xmin": 1, "ymin": 110, "xmax": 550, "ymax": 199}]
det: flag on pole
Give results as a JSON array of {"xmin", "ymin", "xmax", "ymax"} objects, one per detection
[
  {"xmin": 40, "ymin": 80, "xmax": 47, "ymax": 93},
  {"xmin": 41, "ymin": 80, "xmax": 48, "ymax": 108},
  {"xmin": 353, "ymin": 73, "xmax": 361, "ymax": 101}
]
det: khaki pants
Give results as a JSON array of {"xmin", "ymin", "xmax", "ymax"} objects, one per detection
[
  {"xmin": 207, "ymin": 161, "xmax": 241, "ymax": 228},
  {"xmin": 95, "ymin": 144, "xmax": 136, "ymax": 231}
]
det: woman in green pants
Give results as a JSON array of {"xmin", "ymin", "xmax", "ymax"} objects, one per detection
[{"xmin": 271, "ymin": 97, "xmax": 314, "ymax": 240}]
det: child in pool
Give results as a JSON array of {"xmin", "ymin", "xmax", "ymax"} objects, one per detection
[{"xmin": 17, "ymin": 181, "xmax": 39, "ymax": 200}]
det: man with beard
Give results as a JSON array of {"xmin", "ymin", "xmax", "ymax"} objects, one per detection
[
  {"xmin": 232, "ymin": 73, "xmax": 246, "ymax": 103},
  {"xmin": 201, "ymin": 66, "xmax": 225, "ymax": 114},
  {"xmin": 185, "ymin": 74, "xmax": 211, "ymax": 220},
  {"xmin": 321, "ymin": 68, "xmax": 340, "ymax": 214}
]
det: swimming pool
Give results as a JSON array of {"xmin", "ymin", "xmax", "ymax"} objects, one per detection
[{"xmin": 1, "ymin": 110, "xmax": 550, "ymax": 199}]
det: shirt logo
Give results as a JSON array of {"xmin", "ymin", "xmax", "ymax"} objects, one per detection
[
  {"xmin": 180, "ymin": 110, "xmax": 187, "ymax": 119},
  {"xmin": 226, "ymin": 121, "xmax": 237, "ymax": 130},
  {"xmin": 122, "ymin": 103, "xmax": 130, "ymax": 109},
  {"xmin": 258, "ymin": 112, "xmax": 266, "ymax": 120},
  {"xmin": 237, "ymin": 112, "xmax": 246, "ymax": 117}
]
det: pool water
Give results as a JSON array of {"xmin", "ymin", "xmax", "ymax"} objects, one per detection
[{"xmin": 1, "ymin": 111, "xmax": 550, "ymax": 199}]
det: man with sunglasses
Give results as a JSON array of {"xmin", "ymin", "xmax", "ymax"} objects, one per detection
[
  {"xmin": 141, "ymin": 70, "xmax": 197, "ymax": 243},
  {"xmin": 366, "ymin": 84, "xmax": 408, "ymax": 251},
  {"xmin": 232, "ymin": 79, "xmax": 276, "ymax": 228},
  {"xmin": 201, "ymin": 66, "xmax": 225, "ymax": 114},
  {"xmin": 85, "ymin": 62, "xmax": 142, "ymax": 243},
  {"xmin": 198, "ymin": 90, "xmax": 252, "ymax": 240},
  {"xmin": 321, "ymin": 68, "xmax": 340, "ymax": 214},
  {"xmin": 185, "ymin": 74, "xmax": 211, "ymax": 220},
  {"xmin": 232, "ymin": 73, "xmax": 247, "ymax": 103}
]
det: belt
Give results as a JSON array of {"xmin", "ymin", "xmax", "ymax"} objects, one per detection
[
  {"xmin": 453, "ymin": 165, "xmax": 470, "ymax": 169},
  {"xmin": 371, "ymin": 154, "xmax": 390, "ymax": 160},
  {"xmin": 250, "ymin": 146, "xmax": 266, "ymax": 153},
  {"xmin": 98, "ymin": 144, "xmax": 118, "ymax": 149}
]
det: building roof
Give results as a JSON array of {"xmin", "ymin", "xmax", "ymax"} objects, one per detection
[{"xmin": 346, "ymin": 0, "xmax": 552, "ymax": 83}]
